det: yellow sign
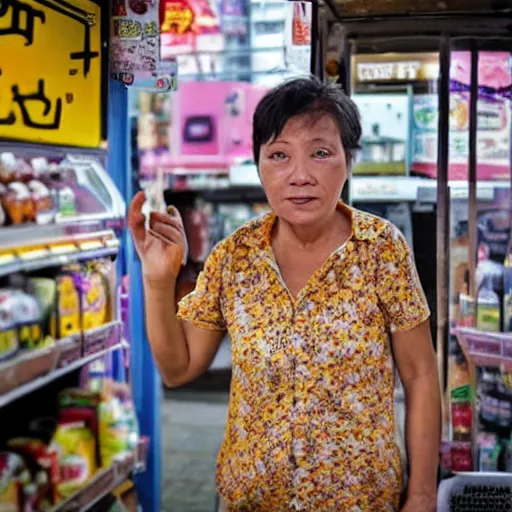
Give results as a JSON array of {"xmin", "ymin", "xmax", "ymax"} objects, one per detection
[{"xmin": 0, "ymin": 0, "xmax": 103, "ymax": 147}]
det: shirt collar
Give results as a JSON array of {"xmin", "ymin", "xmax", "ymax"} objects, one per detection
[{"xmin": 242, "ymin": 201, "xmax": 385, "ymax": 251}]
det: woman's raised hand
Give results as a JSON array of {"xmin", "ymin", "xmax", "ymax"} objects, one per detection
[{"xmin": 127, "ymin": 191, "xmax": 188, "ymax": 285}]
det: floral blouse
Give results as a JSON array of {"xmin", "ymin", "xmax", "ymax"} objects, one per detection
[{"xmin": 177, "ymin": 203, "xmax": 430, "ymax": 512}]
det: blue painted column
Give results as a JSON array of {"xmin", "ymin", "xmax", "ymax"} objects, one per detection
[
  {"xmin": 107, "ymin": 79, "xmax": 162, "ymax": 512},
  {"xmin": 107, "ymin": 79, "xmax": 128, "ymax": 385}
]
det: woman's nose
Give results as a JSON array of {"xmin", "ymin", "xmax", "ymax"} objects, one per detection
[{"xmin": 289, "ymin": 164, "xmax": 314, "ymax": 186}]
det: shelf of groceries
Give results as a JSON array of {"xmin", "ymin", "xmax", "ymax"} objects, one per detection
[
  {"xmin": 0, "ymin": 148, "xmax": 127, "ymax": 400},
  {"xmin": 0, "ymin": 322, "xmax": 126, "ymax": 408},
  {"xmin": 0, "ymin": 229, "xmax": 121, "ymax": 279},
  {"xmin": 0, "ymin": 149, "xmax": 145, "ymax": 511},
  {"xmin": 444, "ymin": 275, "xmax": 512, "ymax": 477},
  {"xmin": 0, "ymin": 382, "xmax": 148, "ymax": 512},
  {"xmin": 48, "ymin": 436, "xmax": 148, "ymax": 512}
]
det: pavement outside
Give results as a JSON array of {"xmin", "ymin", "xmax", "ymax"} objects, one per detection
[{"xmin": 162, "ymin": 388, "xmax": 229, "ymax": 512}]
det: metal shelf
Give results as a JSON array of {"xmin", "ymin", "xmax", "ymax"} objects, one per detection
[
  {"xmin": 0, "ymin": 326, "xmax": 127, "ymax": 409},
  {"xmin": 0, "ymin": 246, "xmax": 119, "ymax": 278},
  {"xmin": 0, "ymin": 224, "xmax": 120, "ymax": 277}
]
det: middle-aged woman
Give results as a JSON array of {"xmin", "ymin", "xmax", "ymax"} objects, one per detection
[{"xmin": 128, "ymin": 77, "xmax": 441, "ymax": 512}]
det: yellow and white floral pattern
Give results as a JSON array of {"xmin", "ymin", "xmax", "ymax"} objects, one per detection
[{"xmin": 178, "ymin": 203, "xmax": 430, "ymax": 512}]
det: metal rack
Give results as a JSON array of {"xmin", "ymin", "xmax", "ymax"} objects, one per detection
[
  {"xmin": 312, "ymin": 0, "xmax": 512, "ymax": 507},
  {"xmin": 0, "ymin": 141, "xmax": 135, "ymax": 509}
]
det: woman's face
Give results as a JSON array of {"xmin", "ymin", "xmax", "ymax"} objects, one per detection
[{"xmin": 258, "ymin": 113, "xmax": 347, "ymax": 228}]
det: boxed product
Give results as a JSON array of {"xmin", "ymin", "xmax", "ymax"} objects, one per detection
[
  {"xmin": 51, "ymin": 268, "xmax": 82, "ymax": 340},
  {"xmin": 81, "ymin": 260, "xmax": 112, "ymax": 331},
  {"xmin": 450, "ymin": 441, "xmax": 473, "ymax": 472},
  {"xmin": 477, "ymin": 432, "xmax": 500, "ymax": 472}
]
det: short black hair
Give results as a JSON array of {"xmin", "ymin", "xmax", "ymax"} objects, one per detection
[{"xmin": 252, "ymin": 76, "xmax": 362, "ymax": 167}]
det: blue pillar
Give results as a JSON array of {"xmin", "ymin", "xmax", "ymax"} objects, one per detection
[{"xmin": 107, "ymin": 79, "xmax": 161, "ymax": 512}]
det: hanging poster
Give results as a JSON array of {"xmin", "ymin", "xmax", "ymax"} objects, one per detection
[
  {"xmin": 0, "ymin": 0, "xmax": 104, "ymax": 147},
  {"xmin": 110, "ymin": 0, "xmax": 177, "ymax": 90},
  {"xmin": 111, "ymin": 0, "xmax": 159, "ymax": 83},
  {"xmin": 160, "ymin": 0, "xmax": 224, "ymax": 76},
  {"xmin": 411, "ymin": 51, "xmax": 512, "ymax": 180}
]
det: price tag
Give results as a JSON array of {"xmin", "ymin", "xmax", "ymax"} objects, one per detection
[
  {"xmin": 79, "ymin": 240, "xmax": 104, "ymax": 251},
  {"xmin": 18, "ymin": 249, "xmax": 50, "ymax": 261},
  {"xmin": 49, "ymin": 244, "xmax": 77, "ymax": 255},
  {"xmin": 104, "ymin": 238, "xmax": 120, "ymax": 248},
  {"xmin": 353, "ymin": 180, "xmax": 398, "ymax": 197},
  {"xmin": 0, "ymin": 253, "xmax": 16, "ymax": 266}
]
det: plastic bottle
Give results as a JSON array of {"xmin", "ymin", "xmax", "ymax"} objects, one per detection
[{"xmin": 477, "ymin": 275, "xmax": 501, "ymax": 332}]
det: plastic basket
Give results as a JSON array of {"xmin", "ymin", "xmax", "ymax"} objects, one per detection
[{"xmin": 438, "ymin": 472, "xmax": 512, "ymax": 512}]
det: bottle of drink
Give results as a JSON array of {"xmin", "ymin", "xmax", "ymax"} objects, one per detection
[{"xmin": 477, "ymin": 274, "xmax": 501, "ymax": 332}]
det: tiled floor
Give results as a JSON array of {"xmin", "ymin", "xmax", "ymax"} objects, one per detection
[{"xmin": 161, "ymin": 389, "xmax": 229, "ymax": 512}]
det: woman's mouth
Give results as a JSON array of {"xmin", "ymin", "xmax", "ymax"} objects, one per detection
[{"xmin": 289, "ymin": 197, "xmax": 315, "ymax": 205}]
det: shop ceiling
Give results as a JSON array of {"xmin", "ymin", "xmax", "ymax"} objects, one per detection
[{"xmin": 320, "ymin": 0, "xmax": 512, "ymax": 51}]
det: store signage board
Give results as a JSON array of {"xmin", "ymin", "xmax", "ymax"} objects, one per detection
[
  {"xmin": 353, "ymin": 54, "xmax": 440, "ymax": 85},
  {"xmin": 0, "ymin": 0, "xmax": 103, "ymax": 148}
]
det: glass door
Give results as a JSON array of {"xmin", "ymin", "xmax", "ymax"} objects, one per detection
[{"xmin": 447, "ymin": 47, "xmax": 512, "ymax": 473}]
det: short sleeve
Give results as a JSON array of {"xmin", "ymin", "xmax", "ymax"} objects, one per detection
[
  {"xmin": 377, "ymin": 225, "xmax": 430, "ymax": 333},
  {"xmin": 177, "ymin": 242, "xmax": 227, "ymax": 331}
]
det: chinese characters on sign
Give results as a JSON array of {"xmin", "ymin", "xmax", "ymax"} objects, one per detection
[{"xmin": 0, "ymin": 0, "xmax": 102, "ymax": 147}]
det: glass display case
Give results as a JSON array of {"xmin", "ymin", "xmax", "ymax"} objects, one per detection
[{"xmin": 0, "ymin": 142, "xmax": 127, "ymax": 425}]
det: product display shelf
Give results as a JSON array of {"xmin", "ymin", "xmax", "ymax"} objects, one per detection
[
  {"xmin": 48, "ymin": 436, "xmax": 149, "ymax": 512},
  {"xmin": 0, "ymin": 321, "xmax": 127, "ymax": 408},
  {"xmin": 452, "ymin": 327, "xmax": 512, "ymax": 371},
  {"xmin": 0, "ymin": 224, "xmax": 121, "ymax": 278}
]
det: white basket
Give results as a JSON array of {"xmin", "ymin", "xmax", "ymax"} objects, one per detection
[{"xmin": 438, "ymin": 472, "xmax": 512, "ymax": 512}]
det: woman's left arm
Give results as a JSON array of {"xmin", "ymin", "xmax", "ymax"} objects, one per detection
[{"xmin": 392, "ymin": 320, "xmax": 440, "ymax": 512}]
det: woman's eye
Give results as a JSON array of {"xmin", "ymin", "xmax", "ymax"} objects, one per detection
[
  {"xmin": 314, "ymin": 149, "xmax": 331, "ymax": 159},
  {"xmin": 269, "ymin": 151, "xmax": 287, "ymax": 161}
]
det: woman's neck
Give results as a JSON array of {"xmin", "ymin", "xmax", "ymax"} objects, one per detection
[{"xmin": 273, "ymin": 208, "xmax": 351, "ymax": 253}]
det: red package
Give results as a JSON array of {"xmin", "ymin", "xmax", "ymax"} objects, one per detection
[
  {"xmin": 451, "ymin": 402, "xmax": 472, "ymax": 441},
  {"xmin": 451, "ymin": 442, "xmax": 473, "ymax": 472}
]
